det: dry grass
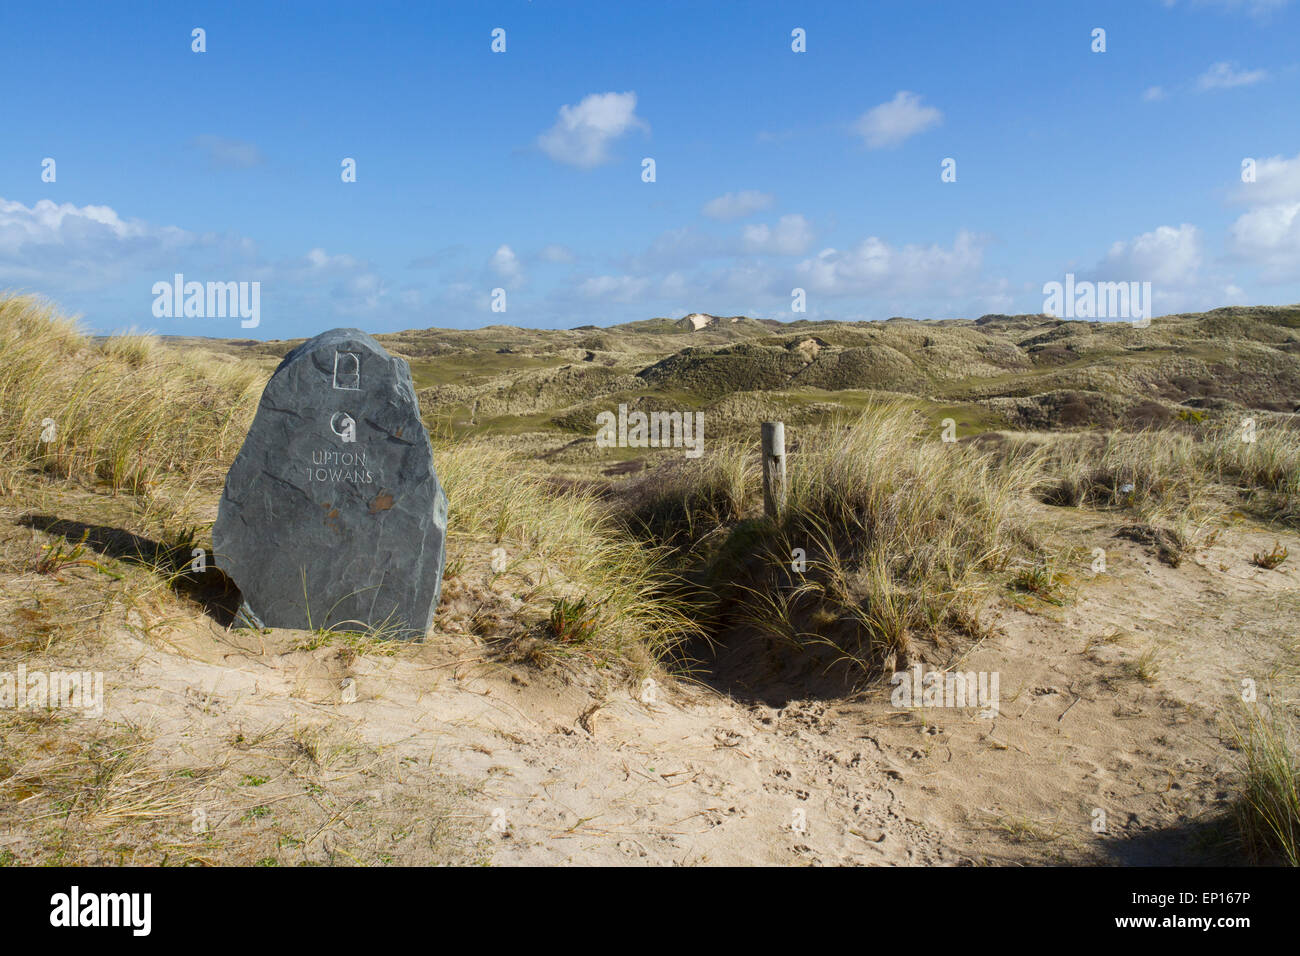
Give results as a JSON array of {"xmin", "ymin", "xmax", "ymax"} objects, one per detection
[
  {"xmin": 623, "ymin": 403, "xmax": 1045, "ymax": 682},
  {"xmin": 0, "ymin": 293, "xmax": 261, "ymax": 503},
  {"xmin": 435, "ymin": 439, "xmax": 699, "ymax": 669},
  {"xmin": 1127, "ymin": 646, "xmax": 1162, "ymax": 685},
  {"xmin": 3, "ymin": 291, "xmax": 1296, "ymax": 687},
  {"xmin": 623, "ymin": 405, "xmax": 1300, "ymax": 689},
  {"xmin": 0, "ymin": 713, "xmax": 483, "ymax": 866},
  {"xmin": 619, "ymin": 438, "xmax": 755, "ymax": 547},
  {"xmin": 1230, "ymin": 705, "xmax": 1300, "ymax": 865},
  {"xmin": 1041, "ymin": 430, "xmax": 1212, "ymax": 525},
  {"xmin": 0, "ymin": 719, "xmax": 209, "ymax": 864},
  {"xmin": 1042, "ymin": 423, "xmax": 1300, "ymax": 529},
  {"xmin": 761, "ymin": 404, "xmax": 1043, "ymax": 674}
]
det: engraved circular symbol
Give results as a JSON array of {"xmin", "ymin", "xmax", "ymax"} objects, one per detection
[{"xmin": 330, "ymin": 412, "xmax": 356, "ymax": 442}]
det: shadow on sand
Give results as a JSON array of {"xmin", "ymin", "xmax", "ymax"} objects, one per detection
[
  {"xmin": 21, "ymin": 514, "xmax": 241, "ymax": 626},
  {"xmin": 1093, "ymin": 811, "xmax": 1242, "ymax": 866}
]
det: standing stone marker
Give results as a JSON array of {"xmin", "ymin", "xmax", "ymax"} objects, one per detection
[{"xmin": 214, "ymin": 328, "xmax": 448, "ymax": 637}]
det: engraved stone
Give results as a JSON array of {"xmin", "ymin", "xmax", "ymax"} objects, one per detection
[{"xmin": 213, "ymin": 328, "xmax": 448, "ymax": 637}]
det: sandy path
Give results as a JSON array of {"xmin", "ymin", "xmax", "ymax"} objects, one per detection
[{"xmin": 12, "ymin": 514, "xmax": 1295, "ymax": 866}]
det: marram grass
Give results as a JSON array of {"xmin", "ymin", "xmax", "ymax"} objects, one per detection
[{"xmin": 0, "ymin": 292, "xmax": 262, "ymax": 498}]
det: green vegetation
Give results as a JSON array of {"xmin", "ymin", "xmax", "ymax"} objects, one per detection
[
  {"xmin": 1231, "ymin": 706, "xmax": 1300, "ymax": 865},
  {"xmin": 547, "ymin": 596, "xmax": 602, "ymax": 645},
  {"xmin": 1254, "ymin": 542, "xmax": 1289, "ymax": 570}
]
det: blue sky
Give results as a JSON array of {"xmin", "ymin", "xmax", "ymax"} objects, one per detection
[{"xmin": 2, "ymin": 0, "xmax": 1298, "ymax": 338}]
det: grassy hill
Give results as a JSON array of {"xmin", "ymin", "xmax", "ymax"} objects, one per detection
[
  {"xmin": 168, "ymin": 304, "xmax": 1300, "ymax": 472},
  {"xmin": 7, "ymin": 294, "xmax": 1298, "ymax": 866}
]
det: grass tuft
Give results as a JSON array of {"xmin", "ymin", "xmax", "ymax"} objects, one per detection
[
  {"xmin": 1230, "ymin": 706, "xmax": 1300, "ymax": 866},
  {"xmin": 1253, "ymin": 542, "xmax": 1289, "ymax": 570}
]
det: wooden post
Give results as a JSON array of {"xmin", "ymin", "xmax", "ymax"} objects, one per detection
[{"xmin": 762, "ymin": 421, "xmax": 786, "ymax": 519}]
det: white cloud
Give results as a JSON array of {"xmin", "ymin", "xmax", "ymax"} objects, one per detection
[
  {"xmin": 741, "ymin": 214, "xmax": 814, "ymax": 256},
  {"xmin": 852, "ymin": 91, "xmax": 942, "ymax": 149},
  {"xmin": 301, "ymin": 247, "xmax": 362, "ymax": 272},
  {"xmin": 703, "ymin": 190, "xmax": 775, "ymax": 221},
  {"xmin": 657, "ymin": 271, "xmax": 691, "ymax": 300},
  {"xmin": 1142, "ymin": 86, "xmax": 1167, "ymax": 101},
  {"xmin": 0, "ymin": 196, "xmax": 198, "ymax": 288},
  {"xmin": 0, "ymin": 196, "xmax": 441, "ymax": 328},
  {"xmin": 794, "ymin": 230, "xmax": 985, "ymax": 296},
  {"xmin": 1196, "ymin": 61, "xmax": 1267, "ymax": 90},
  {"xmin": 1235, "ymin": 151, "xmax": 1300, "ymax": 205},
  {"xmin": 0, "ymin": 197, "xmax": 165, "ymax": 246},
  {"xmin": 537, "ymin": 92, "xmax": 648, "ymax": 168},
  {"xmin": 569, "ymin": 269, "xmax": 713, "ymax": 306},
  {"xmin": 1091, "ymin": 224, "xmax": 1203, "ymax": 286},
  {"xmin": 1228, "ymin": 203, "xmax": 1300, "ymax": 278},
  {"xmin": 489, "ymin": 244, "xmax": 523, "ymax": 282},
  {"xmin": 554, "ymin": 228, "xmax": 1013, "ymax": 323},
  {"xmin": 1226, "ymin": 153, "xmax": 1300, "ymax": 281},
  {"xmin": 1081, "ymin": 224, "xmax": 1244, "ymax": 313}
]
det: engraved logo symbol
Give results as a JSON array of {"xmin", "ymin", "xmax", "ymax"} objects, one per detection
[
  {"xmin": 333, "ymin": 350, "xmax": 361, "ymax": 390},
  {"xmin": 331, "ymin": 412, "xmax": 356, "ymax": 443}
]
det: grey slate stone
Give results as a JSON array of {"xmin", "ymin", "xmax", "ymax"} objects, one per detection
[{"xmin": 213, "ymin": 328, "xmax": 448, "ymax": 638}]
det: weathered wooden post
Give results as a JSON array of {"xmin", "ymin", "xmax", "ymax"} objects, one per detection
[{"xmin": 762, "ymin": 421, "xmax": 786, "ymax": 519}]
